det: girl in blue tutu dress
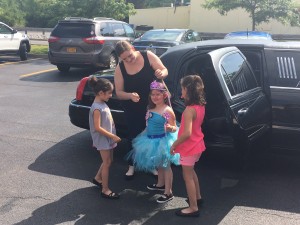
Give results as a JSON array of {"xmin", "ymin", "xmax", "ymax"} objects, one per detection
[{"xmin": 127, "ymin": 80, "xmax": 180, "ymax": 203}]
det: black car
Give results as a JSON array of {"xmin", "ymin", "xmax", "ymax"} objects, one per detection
[
  {"xmin": 69, "ymin": 39, "xmax": 300, "ymax": 162},
  {"xmin": 133, "ymin": 29, "xmax": 201, "ymax": 56}
]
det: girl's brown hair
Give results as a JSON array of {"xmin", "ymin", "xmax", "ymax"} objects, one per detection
[
  {"xmin": 88, "ymin": 76, "xmax": 113, "ymax": 95},
  {"xmin": 147, "ymin": 80, "xmax": 170, "ymax": 109},
  {"xmin": 181, "ymin": 75, "xmax": 206, "ymax": 106}
]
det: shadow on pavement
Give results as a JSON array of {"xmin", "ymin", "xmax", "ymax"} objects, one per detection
[{"xmin": 21, "ymin": 131, "xmax": 300, "ymax": 225}]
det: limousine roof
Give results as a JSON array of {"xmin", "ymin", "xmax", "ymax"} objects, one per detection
[{"xmin": 164, "ymin": 39, "xmax": 300, "ymax": 56}]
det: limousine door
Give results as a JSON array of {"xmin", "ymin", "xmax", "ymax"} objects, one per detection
[{"xmin": 208, "ymin": 47, "xmax": 272, "ymax": 154}]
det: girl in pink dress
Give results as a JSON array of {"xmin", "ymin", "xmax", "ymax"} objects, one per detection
[{"xmin": 170, "ymin": 75, "xmax": 206, "ymax": 217}]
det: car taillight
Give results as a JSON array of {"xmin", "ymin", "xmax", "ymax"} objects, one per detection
[
  {"xmin": 83, "ymin": 36, "xmax": 105, "ymax": 44},
  {"xmin": 48, "ymin": 36, "xmax": 60, "ymax": 43},
  {"xmin": 76, "ymin": 77, "xmax": 89, "ymax": 101}
]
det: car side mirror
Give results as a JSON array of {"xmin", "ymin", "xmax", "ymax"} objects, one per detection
[{"xmin": 11, "ymin": 29, "xmax": 18, "ymax": 34}]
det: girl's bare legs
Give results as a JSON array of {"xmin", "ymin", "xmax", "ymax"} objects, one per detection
[
  {"xmin": 156, "ymin": 167, "xmax": 165, "ymax": 187},
  {"xmin": 193, "ymin": 170, "xmax": 201, "ymax": 200},
  {"xmin": 163, "ymin": 166, "xmax": 173, "ymax": 195},
  {"xmin": 94, "ymin": 162, "xmax": 103, "ymax": 183},
  {"xmin": 182, "ymin": 165, "xmax": 198, "ymax": 213},
  {"xmin": 100, "ymin": 149, "xmax": 113, "ymax": 195}
]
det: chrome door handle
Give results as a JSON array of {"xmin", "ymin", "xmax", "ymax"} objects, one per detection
[{"xmin": 238, "ymin": 108, "xmax": 248, "ymax": 116}]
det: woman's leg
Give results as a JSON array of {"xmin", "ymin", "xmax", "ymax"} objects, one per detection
[
  {"xmin": 182, "ymin": 165, "xmax": 198, "ymax": 213},
  {"xmin": 125, "ymin": 138, "xmax": 135, "ymax": 176},
  {"xmin": 100, "ymin": 149, "xmax": 112, "ymax": 194}
]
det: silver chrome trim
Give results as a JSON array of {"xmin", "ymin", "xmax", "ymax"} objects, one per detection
[
  {"xmin": 272, "ymin": 125, "xmax": 300, "ymax": 132},
  {"xmin": 276, "ymin": 56, "xmax": 297, "ymax": 79},
  {"xmin": 270, "ymin": 86, "xmax": 300, "ymax": 90}
]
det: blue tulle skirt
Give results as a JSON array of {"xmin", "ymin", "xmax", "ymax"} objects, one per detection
[{"xmin": 126, "ymin": 131, "xmax": 180, "ymax": 172}]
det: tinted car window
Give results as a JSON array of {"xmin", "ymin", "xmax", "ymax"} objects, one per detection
[
  {"xmin": 52, "ymin": 23, "xmax": 94, "ymax": 38},
  {"xmin": 140, "ymin": 30, "xmax": 182, "ymax": 41},
  {"xmin": 100, "ymin": 22, "xmax": 112, "ymax": 36},
  {"xmin": 265, "ymin": 50, "xmax": 300, "ymax": 88},
  {"xmin": 221, "ymin": 52, "xmax": 258, "ymax": 96},
  {"xmin": 185, "ymin": 31, "xmax": 196, "ymax": 43},
  {"xmin": 0, "ymin": 24, "xmax": 11, "ymax": 34},
  {"xmin": 123, "ymin": 24, "xmax": 134, "ymax": 38},
  {"xmin": 111, "ymin": 23, "xmax": 126, "ymax": 37}
]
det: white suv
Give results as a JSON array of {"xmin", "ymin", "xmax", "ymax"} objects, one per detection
[{"xmin": 0, "ymin": 22, "xmax": 31, "ymax": 60}]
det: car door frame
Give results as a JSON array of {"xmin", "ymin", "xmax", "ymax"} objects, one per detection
[
  {"xmin": 208, "ymin": 46, "xmax": 272, "ymax": 153},
  {"xmin": 0, "ymin": 23, "xmax": 18, "ymax": 51},
  {"xmin": 264, "ymin": 48, "xmax": 300, "ymax": 151}
]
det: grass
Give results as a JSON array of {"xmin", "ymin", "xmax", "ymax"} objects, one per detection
[{"xmin": 30, "ymin": 45, "xmax": 48, "ymax": 54}]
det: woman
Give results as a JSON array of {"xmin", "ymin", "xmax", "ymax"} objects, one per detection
[{"xmin": 114, "ymin": 40, "xmax": 168, "ymax": 179}]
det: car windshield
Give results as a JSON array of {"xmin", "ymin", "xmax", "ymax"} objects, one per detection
[
  {"xmin": 140, "ymin": 30, "xmax": 182, "ymax": 41},
  {"xmin": 52, "ymin": 23, "xmax": 94, "ymax": 38}
]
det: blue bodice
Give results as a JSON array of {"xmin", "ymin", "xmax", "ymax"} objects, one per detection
[{"xmin": 146, "ymin": 112, "xmax": 166, "ymax": 136}]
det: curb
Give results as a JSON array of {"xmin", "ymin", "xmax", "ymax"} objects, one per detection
[{"xmin": 28, "ymin": 54, "xmax": 48, "ymax": 59}]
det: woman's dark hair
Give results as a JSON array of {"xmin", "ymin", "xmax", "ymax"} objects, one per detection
[
  {"xmin": 115, "ymin": 40, "xmax": 133, "ymax": 57},
  {"xmin": 181, "ymin": 75, "xmax": 206, "ymax": 106},
  {"xmin": 88, "ymin": 76, "xmax": 113, "ymax": 95}
]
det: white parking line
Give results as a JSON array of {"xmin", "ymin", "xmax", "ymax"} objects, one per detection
[{"xmin": 20, "ymin": 68, "xmax": 58, "ymax": 78}]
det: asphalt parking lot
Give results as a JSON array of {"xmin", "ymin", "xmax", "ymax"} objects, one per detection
[{"xmin": 0, "ymin": 57, "xmax": 300, "ymax": 225}]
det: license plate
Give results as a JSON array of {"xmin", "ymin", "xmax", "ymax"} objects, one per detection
[{"xmin": 67, "ymin": 47, "xmax": 76, "ymax": 53}]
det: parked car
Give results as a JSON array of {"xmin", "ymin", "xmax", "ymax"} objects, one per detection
[
  {"xmin": 133, "ymin": 29, "xmax": 201, "ymax": 56},
  {"xmin": 69, "ymin": 39, "xmax": 300, "ymax": 162},
  {"xmin": 0, "ymin": 21, "xmax": 31, "ymax": 60},
  {"xmin": 224, "ymin": 31, "xmax": 273, "ymax": 40},
  {"xmin": 48, "ymin": 17, "xmax": 135, "ymax": 72}
]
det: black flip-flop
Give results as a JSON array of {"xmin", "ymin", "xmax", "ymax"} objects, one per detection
[
  {"xmin": 175, "ymin": 209, "xmax": 200, "ymax": 217},
  {"xmin": 92, "ymin": 179, "xmax": 102, "ymax": 188},
  {"xmin": 101, "ymin": 192, "xmax": 120, "ymax": 200}
]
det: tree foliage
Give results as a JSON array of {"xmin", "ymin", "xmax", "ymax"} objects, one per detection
[
  {"xmin": 0, "ymin": 0, "xmax": 25, "ymax": 26},
  {"xmin": 203, "ymin": 0, "xmax": 300, "ymax": 30},
  {"xmin": 0, "ymin": 0, "xmax": 135, "ymax": 27}
]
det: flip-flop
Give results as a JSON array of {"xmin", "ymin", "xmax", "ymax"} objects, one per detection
[
  {"xmin": 175, "ymin": 209, "xmax": 200, "ymax": 217},
  {"xmin": 92, "ymin": 179, "xmax": 102, "ymax": 188},
  {"xmin": 101, "ymin": 191, "xmax": 120, "ymax": 200}
]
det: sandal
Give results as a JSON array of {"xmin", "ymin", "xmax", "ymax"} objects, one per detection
[
  {"xmin": 101, "ymin": 191, "xmax": 120, "ymax": 200},
  {"xmin": 92, "ymin": 179, "xmax": 102, "ymax": 188}
]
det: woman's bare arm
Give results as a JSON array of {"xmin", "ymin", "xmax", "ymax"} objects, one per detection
[{"xmin": 147, "ymin": 51, "xmax": 168, "ymax": 79}]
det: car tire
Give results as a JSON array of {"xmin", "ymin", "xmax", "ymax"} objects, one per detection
[
  {"xmin": 19, "ymin": 43, "xmax": 28, "ymax": 61},
  {"xmin": 57, "ymin": 65, "xmax": 70, "ymax": 72},
  {"xmin": 109, "ymin": 53, "xmax": 118, "ymax": 69}
]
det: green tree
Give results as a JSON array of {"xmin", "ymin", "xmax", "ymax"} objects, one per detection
[
  {"xmin": 21, "ymin": 0, "xmax": 135, "ymax": 27},
  {"xmin": 0, "ymin": 0, "xmax": 25, "ymax": 26},
  {"xmin": 126, "ymin": 0, "xmax": 146, "ymax": 9},
  {"xmin": 203, "ymin": 0, "xmax": 300, "ymax": 31}
]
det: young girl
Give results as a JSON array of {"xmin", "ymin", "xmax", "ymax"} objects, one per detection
[
  {"xmin": 171, "ymin": 75, "xmax": 206, "ymax": 217},
  {"xmin": 89, "ymin": 76, "xmax": 121, "ymax": 200},
  {"xmin": 127, "ymin": 80, "xmax": 180, "ymax": 203}
]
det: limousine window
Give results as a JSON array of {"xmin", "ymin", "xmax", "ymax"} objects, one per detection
[
  {"xmin": 221, "ymin": 52, "xmax": 258, "ymax": 96},
  {"xmin": 265, "ymin": 50, "xmax": 300, "ymax": 88}
]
